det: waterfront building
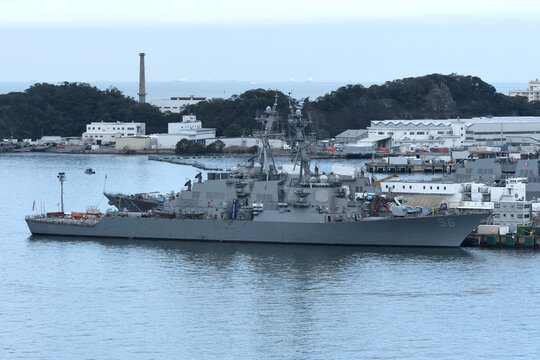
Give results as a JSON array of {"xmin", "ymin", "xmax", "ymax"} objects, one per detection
[
  {"xmin": 367, "ymin": 119, "xmax": 466, "ymax": 149},
  {"xmin": 366, "ymin": 116, "xmax": 540, "ymax": 149},
  {"xmin": 492, "ymin": 196, "xmax": 532, "ymax": 233},
  {"xmin": 153, "ymin": 96, "xmax": 207, "ymax": 113},
  {"xmin": 82, "ymin": 121, "xmax": 146, "ymax": 145},
  {"xmin": 334, "ymin": 129, "xmax": 368, "ymax": 144},
  {"xmin": 508, "ymin": 80, "xmax": 540, "ymax": 102},
  {"xmin": 150, "ymin": 115, "xmax": 215, "ymax": 149}
]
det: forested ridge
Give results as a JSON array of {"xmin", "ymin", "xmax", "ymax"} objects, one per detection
[
  {"xmin": 0, "ymin": 82, "xmax": 168, "ymax": 139},
  {"xmin": 2, "ymin": 74, "xmax": 540, "ymax": 140}
]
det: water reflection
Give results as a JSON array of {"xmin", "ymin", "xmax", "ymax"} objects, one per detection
[{"xmin": 28, "ymin": 234, "xmax": 470, "ymax": 269}]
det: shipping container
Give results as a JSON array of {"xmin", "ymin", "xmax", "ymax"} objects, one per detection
[{"xmin": 477, "ymin": 224, "xmax": 500, "ymax": 235}]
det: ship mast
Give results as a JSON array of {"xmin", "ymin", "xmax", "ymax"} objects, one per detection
[
  {"xmin": 288, "ymin": 95, "xmax": 313, "ymax": 183},
  {"xmin": 253, "ymin": 93, "xmax": 282, "ymax": 175},
  {"xmin": 57, "ymin": 172, "xmax": 65, "ymax": 213}
]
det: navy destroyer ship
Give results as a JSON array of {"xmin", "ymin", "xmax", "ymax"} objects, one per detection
[{"xmin": 26, "ymin": 96, "xmax": 488, "ymax": 246}]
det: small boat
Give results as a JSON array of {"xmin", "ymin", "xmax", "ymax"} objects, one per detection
[{"xmin": 85, "ymin": 168, "xmax": 95, "ymax": 174}]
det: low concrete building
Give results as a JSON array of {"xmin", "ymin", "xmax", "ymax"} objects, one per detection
[
  {"xmin": 115, "ymin": 136, "xmax": 152, "ymax": 151},
  {"xmin": 151, "ymin": 129, "xmax": 216, "ymax": 149},
  {"xmin": 334, "ymin": 129, "xmax": 368, "ymax": 144},
  {"xmin": 346, "ymin": 135, "xmax": 392, "ymax": 153},
  {"xmin": 82, "ymin": 121, "xmax": 146, "ymax": 145}
]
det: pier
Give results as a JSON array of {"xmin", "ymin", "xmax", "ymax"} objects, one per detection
[
  {"xmin": 465, "ymin": 233, "xmax": 540, "ymax": 248},
  {"xmin": 148, "ymin": 155, "xmax": 226, "ymax": 171},
  {"xmin": 365, "ymin": 161, "xmax": 460, "ymax": 174}
]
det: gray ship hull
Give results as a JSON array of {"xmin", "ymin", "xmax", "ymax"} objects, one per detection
[{"xmin": 26, "ymin": 213, "xmax": 488, "ymax": 247}]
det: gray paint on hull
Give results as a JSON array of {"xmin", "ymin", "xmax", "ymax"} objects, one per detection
[{"xmin": 27, "ymin": 213, "xmax": 488, "ymax": 247}]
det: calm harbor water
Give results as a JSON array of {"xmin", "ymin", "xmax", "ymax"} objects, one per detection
[{"xmin": 2, "ymin": 153, "xmax": 540, "ymax": 359}]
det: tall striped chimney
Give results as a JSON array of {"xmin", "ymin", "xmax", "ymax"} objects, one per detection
[{"xmin": 138, "ymin": 53, "xmax": 146, "ymax": 103}]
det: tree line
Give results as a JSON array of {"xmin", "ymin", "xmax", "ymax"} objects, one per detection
[{"xmin": 2, "ymin": 75, "xmax": 540, "ymax": 141}]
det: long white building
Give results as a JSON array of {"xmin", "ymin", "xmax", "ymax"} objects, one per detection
[
  {"xmin": 509, "ymin": 80, "xmax": 540, "ymax": 102},
  {"xmin": 82, "ymin": 121, "xmax": 146, "ymax": 145},
  {"xmin": 367, "ymin": 116, "xmax": 540, "ymax": 149},
  {"xmin": 368, "ymin": 119, "xmax": 465, "ymax": 149},
  {"xmin": 153, "ymin": 96, "xmax": 207, "ymax": 113}
]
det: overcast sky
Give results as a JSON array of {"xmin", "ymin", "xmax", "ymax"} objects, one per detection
[{"xmin": 1, "ymin": 0, "xmax": 540, "ymax": 83}]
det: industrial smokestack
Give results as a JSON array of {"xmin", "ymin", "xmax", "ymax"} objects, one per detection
[{"xmin": 138, "ymin": 53, "xmax": 146, "ymax": 103}]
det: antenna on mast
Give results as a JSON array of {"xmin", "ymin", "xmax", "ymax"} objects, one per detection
[{"xmin": 57, "ymin": 172, "xmax": 66, "ymax": 213}]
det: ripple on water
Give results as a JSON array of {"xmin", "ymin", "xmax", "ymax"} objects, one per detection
[{"xmin": 1, "ymin": 153, "xmax": 540, "ymax": 359}]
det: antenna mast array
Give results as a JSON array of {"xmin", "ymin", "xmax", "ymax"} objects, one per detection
[
  {"xmin": 57, "ymin": 172, "xmax": 66, "ymax": 213},
  {"xmin": 287, "ymin": 94, "xmax": 313, "ymax": 182}
]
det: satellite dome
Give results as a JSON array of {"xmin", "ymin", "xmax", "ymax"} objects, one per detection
[
  {"xmin": 320, "ymin": 175, "xmax": 328, "ymax": 183},
  {"xmin": 296, "ymin": 109, "xmax": 302, "ymax": 115},
  {"xmin": 266, "ymin": 106, "xmax": 271, "ymax": 112}
]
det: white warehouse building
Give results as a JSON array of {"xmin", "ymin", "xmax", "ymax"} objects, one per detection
[
  {"xmin": 368, "ymin": 119, "xmax": 465, "ymax": 150},
  {"xmin": 150, "ymin": 115, "xmax": 216, "ymax": 149},
  {"xmin": 82, "ymin": 121, "xmax": 145, "ymax": 145},
  {"xmin": 153, "ymin": 96, "xmax": 207, "ymax": 113},
  {"xmin": 367, "ymin": 116, "xmax": 540, "ymax": 149}
]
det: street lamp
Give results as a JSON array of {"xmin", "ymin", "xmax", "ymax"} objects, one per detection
[{"xmin": 57, "ymin": 172, "xmax": 66, "ymax": 213}]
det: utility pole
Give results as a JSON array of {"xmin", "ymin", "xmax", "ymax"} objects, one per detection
[{"xmin": 57, "ymin": 172, "xmax": 66, "ymax": 213}]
